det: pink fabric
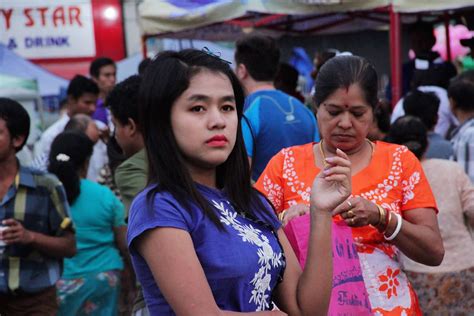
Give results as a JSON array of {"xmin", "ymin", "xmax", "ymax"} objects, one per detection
[{"xmin": 284, "ymin": 215, "xmax": 372, "ymax": 315}]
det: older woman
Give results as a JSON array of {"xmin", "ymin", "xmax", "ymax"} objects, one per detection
[{"xmin": 256, "ymin": 55, "xmax": 444, "ymax": 315}]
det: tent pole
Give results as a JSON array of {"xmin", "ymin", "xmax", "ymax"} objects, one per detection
[
  {"xmin": 444, "ymin": 12, "xmax": 452, "ymax": 61},
  {"xmin": 389, "ymin": 6, "xmax": 402, "ymax": 108},
  {"xmin": 142, "ymin": 35, "xmax": 148, "ymax": 59}
]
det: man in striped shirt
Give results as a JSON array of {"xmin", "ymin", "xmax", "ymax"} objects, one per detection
[
  {"xmin": 0, "ymin": 98, "xmax": 76, "ymax": 315},
  {"xmin": 449, "ymin": 79, "xmax": 474, "ymax": 182}
]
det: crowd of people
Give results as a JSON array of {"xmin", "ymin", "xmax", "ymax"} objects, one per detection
[{"xmin": 0, "ymin": 23, "xmax": 473, "ymax": 316}]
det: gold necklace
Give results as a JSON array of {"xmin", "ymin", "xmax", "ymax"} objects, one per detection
[{"xmin": 319, "ymin": 139, "xmax": 374, "ymax": 168}]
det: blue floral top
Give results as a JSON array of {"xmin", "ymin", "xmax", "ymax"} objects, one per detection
[{"xmin": 127, "ymin": 183, "xmax": 285, "ymax": 315}]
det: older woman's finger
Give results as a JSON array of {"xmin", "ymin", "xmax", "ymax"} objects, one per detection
[
  {"xmin": 324, "ymin": 156, "xmax": 351, "ymax": 168},
  {"xmin": 332, "ymin": 202, "xmax": 349, "ymax": 216},
  {"xmin": 323, "ymin": 166, "xmax": 351, "ymax": 177}
]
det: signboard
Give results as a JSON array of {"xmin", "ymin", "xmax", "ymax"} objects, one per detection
[{"xmin": 0, "ymin": 0, "xmax": 96, "ymax": 59}]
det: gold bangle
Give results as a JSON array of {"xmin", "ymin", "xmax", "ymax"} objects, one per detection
[{"xmin": 375, "ymin": 204, "xmax": 385, "ymax": 227}]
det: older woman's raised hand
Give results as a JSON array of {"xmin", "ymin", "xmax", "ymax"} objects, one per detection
[{"xmin": 310, "ymin": 148, "xmax": 352, "ymax": 213}]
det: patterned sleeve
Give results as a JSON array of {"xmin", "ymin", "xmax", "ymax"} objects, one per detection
[
  {"xmin": 48, "ymin": 182, "xmax": 74, "ymax": 236},
  {"xmin": 399, "ymin": 147, "xmax": 438, "ymax": 212},
  {"xmin": 254, "ymin": 150, "xmax": 285, "ymax": 214}
]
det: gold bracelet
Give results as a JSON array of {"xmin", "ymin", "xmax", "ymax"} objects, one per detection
[{"xmin": 375, "ymin": 204, "xmax": 385, "ymax": 227}]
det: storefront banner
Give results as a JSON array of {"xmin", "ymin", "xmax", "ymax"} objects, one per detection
[{"xmin": 0, "ymin": 0, "xmax": 96, "ymax": 59}]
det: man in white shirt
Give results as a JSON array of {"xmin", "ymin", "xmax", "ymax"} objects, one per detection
[{"xmin": 33, "ymin": 75, "xmax": 108, "ymax": 181}]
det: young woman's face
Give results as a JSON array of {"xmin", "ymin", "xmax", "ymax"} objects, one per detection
[
  {"xmin": 316, "ymin": 83, "xmax": 374, "ymax": 153},
  {"xmin": 171, "ymin": 70, "xmax": 238, "ymax": 170}
]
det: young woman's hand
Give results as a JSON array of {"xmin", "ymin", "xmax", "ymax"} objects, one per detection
[{"xmin": 310, "ymin": 148, "xmax": 352, "ymax": 213}]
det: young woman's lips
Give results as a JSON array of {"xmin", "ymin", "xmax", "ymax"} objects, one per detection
[{"xmin": 206, "ymin": 135, "xmax": 228, "ymax": 147}]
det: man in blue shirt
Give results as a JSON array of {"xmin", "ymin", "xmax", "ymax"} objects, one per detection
[
  {"xmin": 0, "ymin": 98, "xmax": 75, "ymax": 315},
  {"xmin": 234, "ymin": 35, "xmax": 319, "ymax": 181}
]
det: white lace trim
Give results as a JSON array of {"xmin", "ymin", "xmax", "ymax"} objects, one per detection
[{"xmin": 213, "ymin": 200, "xmax": 284, "ymax": 311}]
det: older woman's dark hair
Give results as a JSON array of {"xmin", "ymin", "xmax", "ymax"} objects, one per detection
[
  {"xmin": 386, "ymin": 116, "xmax": 428, "ymax": 159},
  {"xmin": 314, "ymin": 55, "xmax": 378, "ymax": 109},
  {"xmin": 48, "ymin": 131, "xmax": 94, "ymax": 204},
  {"xmin": 139, "ymin": 49, "xmax": 272, "ymax": 228}
]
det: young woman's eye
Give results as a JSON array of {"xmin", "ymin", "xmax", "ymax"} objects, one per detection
[
  {"xmin": 190, "ymin": 106, "xmax": 205, "ymax": 112},
  {"xmin": 222, "ymin": 105, "xmax": 235, "ymax": 112}
]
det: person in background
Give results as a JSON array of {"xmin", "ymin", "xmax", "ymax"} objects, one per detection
[
  {"xmin": 460, "ymin": 36, "xmax": 474, "ymax": 72},
  {"xmin": 107, "ymin": 74, "xmax": 148, "ymax": 316},
  {"xmin": 127, "ymin": 49, "xmax": 352, "ymax": 315},
  {"xmin": 367, "ymin": 101, "xmax": 391, "ymax": 141},
  {"xmin": 235, "ymin": 34, "xmax": 319, "ymax": 181},
  {"xmin": 49, "ymin": 131, "xmax": 129, "ymax": 316},
  {"xmin": 386, "ymin": 21, "xmax": 457, "ymax": 102},
  {"xmin": 386, "ymin": 115, "xmax": 474, "ymax": 314},
  {"xmin": 107, "ymin": 75, "xmax": 147, "ymax": 214},
  {"xmin": 0, "ymin": 98, "xmax": 75, "ymax": 315},
  {"xmin": 256, "ymin": 55, "xmax": 444, "ymax": 315},
  {"xmin": 403, "ymin": 90, "xmax": 454, "ymax": 159},
  {"xmin": 33, "ymin": 75, "xmax": 108, "ymax": 181},
  {"xmin": 90, "ymin": 57, "xmax": 117, "ymax": 127},
  {"xmin": 449, "ymin": 78, "xmax": 474, "ymax": 182},
  {"xmin": 274, "ymin": 63, "xmax": 305, "ymax": 103}
]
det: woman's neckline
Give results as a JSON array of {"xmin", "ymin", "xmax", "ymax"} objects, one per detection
[{"xmin": 312, "ymin": 139, "xmax": 378, "ymax": 178}]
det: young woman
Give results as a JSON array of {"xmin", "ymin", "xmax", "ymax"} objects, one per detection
[
  {"xmin": 126, "ymin": 49, "xmax": 352, "ymax": 315},
  {"xmin": 48, "ymin": 131, "xmax": 129, "ymax": 315}
]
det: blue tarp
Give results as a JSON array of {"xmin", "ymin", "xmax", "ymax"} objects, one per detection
[{"xmin": 0, "ymin": 43, "xmax": 68, "ymax": 98}]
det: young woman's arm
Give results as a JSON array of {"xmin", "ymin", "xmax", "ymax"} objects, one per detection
[
  {"xmin": 137, "ymin": 227, "xmax": 286, "ymax": 316},
  {"xmin": 272, "ymin": 149, "xmax": 352, "ymax": 316}
]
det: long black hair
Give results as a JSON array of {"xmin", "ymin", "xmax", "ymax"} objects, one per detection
[
  {"xmin": 48, "ymin": 131, "xmax": 94, "ymax": 204},
  {"xmin": 139, "ymin": 49, "xmax": 271, "ymax": 228}
]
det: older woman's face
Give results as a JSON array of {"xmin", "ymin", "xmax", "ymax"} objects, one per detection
[{"xmin": 316, "ymin": 84, "xmax": 373, "ymax": 153}]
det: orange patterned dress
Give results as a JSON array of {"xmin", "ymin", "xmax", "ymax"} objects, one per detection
[{"xmin": 255, "ymin": 141, "xmax": 437, "ymax": 316}]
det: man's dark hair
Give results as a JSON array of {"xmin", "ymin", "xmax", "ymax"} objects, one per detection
[
  {"xmin": 448, "ymin": 79, "xmax": 474, "ymax": 112},
  {"xmin": 403, "ymin": 90, "xmax": 440, "ymax": 130},
  {"xmin": 274, "ymin": 63, "xmax": 299, "ymax": 91},
  {"xmin": 0, "ymin": 98, "xmax": 30, "ymax": 152},
  {"xmin": 67, "ymin": 75, "xmax": 99, "ymax": 100},
  {"xmin": 106, "ymin": 75, "xmax": 141, "ymax": 126},
  {"xmin": 235, "ymin": 34, "xmax": 280, "ymax": 81},
  {"xmin": 89, "ymin": 57, "xmax": 115, "ymax": 78}
]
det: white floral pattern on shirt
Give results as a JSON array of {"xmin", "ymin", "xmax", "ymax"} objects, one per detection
[{"xmin": 213, "ymin": 200, "xmax": 284, "ymax": 311}]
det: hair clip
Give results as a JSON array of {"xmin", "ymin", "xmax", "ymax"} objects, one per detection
[
  {"xmin": 56, "ymin": 153, "xmax": 70, "ymax": 162},
  {"xmin": 201, "ymin": 47, "xmax": 232, "ymax": 65}
]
